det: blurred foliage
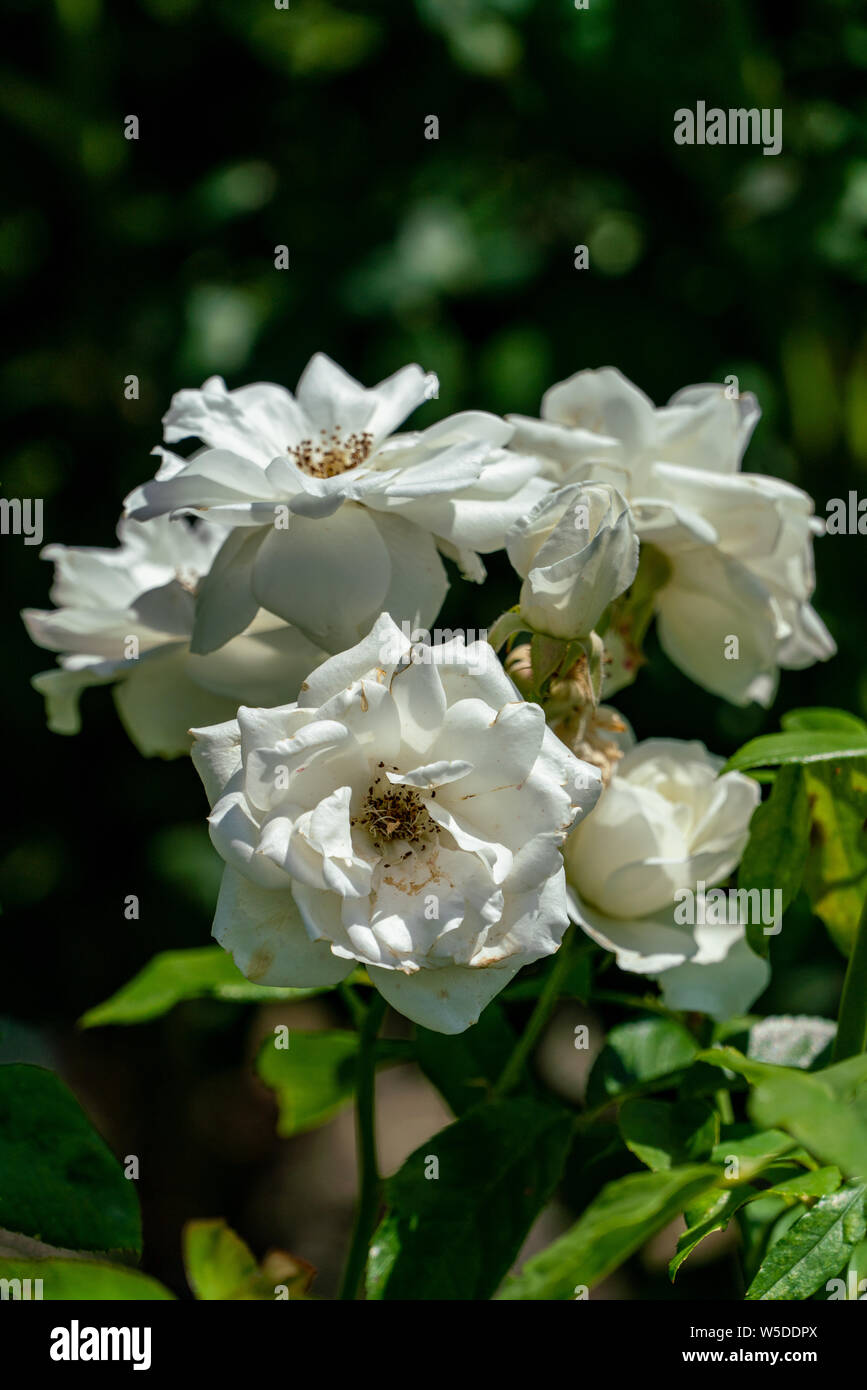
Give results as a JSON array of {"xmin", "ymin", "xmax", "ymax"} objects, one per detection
[{"xmin": 1, "ymin": 0, "xmax": 865, "ymax": 1297}]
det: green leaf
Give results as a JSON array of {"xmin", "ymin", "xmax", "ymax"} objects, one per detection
[
  {"xmin": 710, "ymin": 1127, "xmax": 800, "ymax": 1181},
  {"xmin": 182, "ymin": 1218, "xmax": 312, "ymax": 1300},
  {"xmin": 184, "ymin": 1220, "xmax": 262, "ymax": 1300},
  {"xmin": 367, "ymin": 1099, "xmax": 573, "ymax": 1301},
  {"xmin": 801, "ymin": 758, "xmax": 867, "ymax": 955},
  {"xmin": 697, "ymin": 1045, "xmax": 792, "ymax": 1086},
  {"xmin": 724, "ymin": 730, "xmax": 867, "ymax": 774},
  {"xmin": 819, "ymin": 1052, "xmax": 867, "ymax": 1099},
  {"xmin": 560, "ymin": 1125, "xmax": 640, "ymax": 1212},
  {"xmin": 364, "ymin": 1213, "xmax": 401, "ymax": 1300},
  {"xmin": 257, "ymin": 1030, "xmax": 358, "ymax": 1136},
  {"xmin": 497, "ymin": 1165, "xmax": 720, "ymax": 1299},
  {"xmin": 0, "ymin": 1065, "xmax": 140, "ymax": 1254},
  {"xmin": 414, "ymin": 1004, "xmax": 517, "ymax": 1115},
  {"xmin": 585, "ymin": 1018, "xmax": 698, "ymax": 1107},
  {"xmin": 0, "ymin": 1258, "xmax": 173, "ymax": 1300},
  {"xmin": 739, "ymin": 1195, "xmax": 799, "ymax": 1281},
  {"xmin": 763, "ymin": 1166, "xmax": 842, "ymax": 1200},
  {"xmin": 670, "ymin": 1185, "xmax": 759, "ymax": 1280},
  {"xmin": 618, "ymin": 1099, "xmax": 718, "ymax": 1171},
  {"xmin": 737, "ymin": 765, "xmax": 810, "ymax": 957},
  {"xmin": 746, "ymin": 1182, "xmax": 867, "ymax": 1300},
  {"xmin": 840, "ymin": 1238, "xmax": 867, "ymax": 1300},
  {"xmin": 782, "ymin": 709, "xmax": 867, "ymax": 735},
  {"xmin": 80, "ymin": 946, "xmax": 342, "ymax": 1027},
  {"xmin": 698, "ymin": 1048, "xmax": 867, "ymax": 1177},
  {"xmin": 749, "ymin": 1070, "xmax": 867, "ymax": 1180}
]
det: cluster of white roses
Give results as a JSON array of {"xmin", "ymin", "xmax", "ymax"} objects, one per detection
[{"xmin": 23, "ymin": 355, "xmax": 833, "ymax": 1031}]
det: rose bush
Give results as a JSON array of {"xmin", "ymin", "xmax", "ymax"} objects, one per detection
[{"xmin": 19, "ymin": 348, "xmax": 863, "ymax": 1309}]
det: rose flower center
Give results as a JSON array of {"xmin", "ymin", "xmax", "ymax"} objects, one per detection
[
  {"xmin": 288, "ymin": 427, "xmax": 374, "ymax": 479},
  {"xmin": 353, "ymin": 765, "xmax": 439, "ymax": 849}
]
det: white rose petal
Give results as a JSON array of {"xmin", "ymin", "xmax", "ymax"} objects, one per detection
[
  {"xmin": 510, "ymin": 368, "xmax": 834, "ymax": 704},
  {"xmin": 506, "ymin": 481, "xmax": 639, "ymax": 639},
  {"xmin": 564, "ymin": 735, "xmax": 768, "ymax": 1020},
  {"xmin": 124, "ymin": 354, "xmax": 551, "ymax": 654},
  {"xmin": 22, "ymin": 514, "xmax": 327, "ymax": 757},
  {"xmin": 192, "ymin": 614, "xmax": 602, "ymax": 1033}
]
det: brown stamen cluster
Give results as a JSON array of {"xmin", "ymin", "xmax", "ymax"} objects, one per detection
[
  {"xmin": 353, "ymin": 763, "xmax": 439, "ymax": 848},
  {"xmin": 288, "ymin": 427, "xmax": 374, "ymax": 478},
  {"xmin": 554, "ymin": 706, "xmax": 628, "ymax": 788}
]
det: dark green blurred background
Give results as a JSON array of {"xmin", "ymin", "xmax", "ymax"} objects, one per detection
[{"xmin": 2, "ymin": 0, "xmax": 865, "ymax": 1297}]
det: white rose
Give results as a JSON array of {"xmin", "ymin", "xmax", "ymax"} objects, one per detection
[
  {"xmin": 563, "ymin": 736, "xmax": 769, "ymax": 1019},
  {"xmin": 509, "ymin": 369, "xmax": 835, "ymax": 705},
  {"xmin": 506, "ymin": 482, "xmax": 639, "ymax": 640},
  {"xmin": 22, "ymin": 514, "xmax": 326, "ymax": 758},
  {"xmin": 511, "ymin": 368, "xmax": 760, "ymax": 483},
  {"xmin": 190, "ymin": 613, "xmax": 602, "ymax": 1033},
  {"xmin": 124, "ymin": 354, "xmax": 549, "ymax": 655}
]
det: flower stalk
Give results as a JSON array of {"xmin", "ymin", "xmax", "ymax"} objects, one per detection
[
  {"xmin": 492, "ymin": 926, "xmax": 578, "ymax": 1098},
  {"xmin": 338, "ymin": 991, "xmax": 387, "ymax": 1301}
]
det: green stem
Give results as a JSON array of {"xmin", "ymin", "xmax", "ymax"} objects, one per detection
[
  {"xmin": 339, "ymin": 980, "xmax": 367, "ymax": 1030},
  {"xmin": 833, "ymin": 894, "xmax": 867, "ymax": 1062},
  {"xmin": 574, "ymin": 1066, "xmax": 693, "ymax": 1129},
  {"xmin": 590, "ymin": 989, "xmax": 681, "ymax": 1020},
  {"xmin": 338, "ymin": 992, "xmax": 387, "ymax": 1300},
  {"xmin": 492, "ymin": 927, "xmax": 576, "ymax": 1098}
]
